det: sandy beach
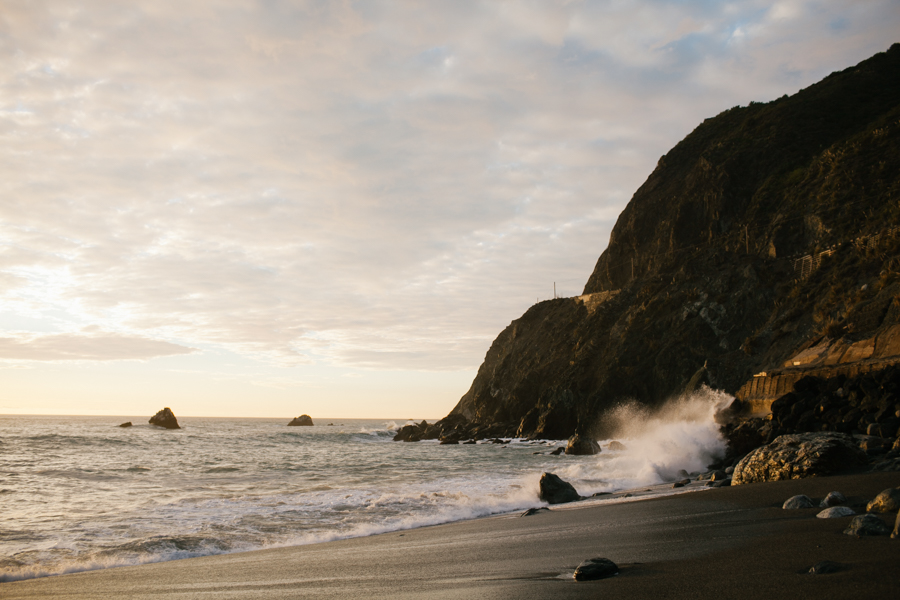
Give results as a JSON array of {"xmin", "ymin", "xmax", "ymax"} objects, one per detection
[{"xmin": 4, "ymin": 471, "xmax": 899, "ymax": 599}]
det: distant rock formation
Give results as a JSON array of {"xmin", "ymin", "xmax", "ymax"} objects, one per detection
[
  {"xmin": 565, "ymin": 434, "xmax": 600, "ymax": 455},
  {"xmin": 288, "ymin": 414, "xmax": 314, "ymax": 426},
  {"xmin": 149, "ymin": 408, "xmax": 180, "ymax": 429},
  {"xmin": 118, "ymin": 422, "xmax": 132, "ymax": 428}
]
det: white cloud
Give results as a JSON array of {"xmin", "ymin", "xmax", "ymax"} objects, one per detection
[
  {"xmin": 0, "ymin": 0, "xmax": 897, "ymax": 383},
  {"xmin": 0, "ymin": 330, "xmax": 195, "ymax": 361}
]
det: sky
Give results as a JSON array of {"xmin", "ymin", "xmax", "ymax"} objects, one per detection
[{"xmin": 1, "ymin": 1, "xmax": 898, "ymax": 419}]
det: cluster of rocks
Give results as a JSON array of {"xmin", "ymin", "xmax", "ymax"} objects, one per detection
[
  {"xmin": 722, "ymin": 368, "xmax": 900, "ymax": 475},
  {"xmin": 781, "ymin": 487, "xmax": 900, "ymax": 539}
]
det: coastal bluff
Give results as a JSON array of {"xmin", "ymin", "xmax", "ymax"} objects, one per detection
[{"xmin": 411, "ymin": 44, "xmax": 900, "ymax": 443}]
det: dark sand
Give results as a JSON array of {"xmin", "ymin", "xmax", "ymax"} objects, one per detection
[{"xmin": 5, "ymin": 472, "xmax": 899, "ymax": 599}]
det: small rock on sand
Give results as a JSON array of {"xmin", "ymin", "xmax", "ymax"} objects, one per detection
[
  {"xmin": 866, "ymin": 488, "xmax": 900, "ymax": 513},
  {"xmin": 819, "ymin": 491, "xmax": 847, "ymax": 508},
  {"xmin": 573, "ymin": 557, "xmax": 619, "ymax": 581},
  {"xmin": 808, "ymin": 561, "xmax": 842, "ymax": 575},
  {"xmin": 783, "ymin": 495, "xmax": 814, "ymax": 509},
  {"xmin": 816, "ymin": 506, "xmax": 856, "ymax": 518},
  {"xmin": 843, "ymin": 514, "xmax": 891, "ymax": 536}
]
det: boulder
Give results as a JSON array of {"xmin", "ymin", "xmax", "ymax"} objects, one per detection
[
  {"xmin": 607, "ymin": 440, "xmax": 627, "ymax": 451},
  {"xmin": 783, "ymin": 495, "xmax": 814, "ymax": 509},
  {"xmin": 538, "ymin": 472, "xmax": 581, "ymax": 504},
  {"xmin": 866, "ymin": 488, "xmax": 900, "ymax": 513},
  {"xmin": 893, "ymin": 510, "xmax": 899, "ymax": 539},
  {"xmin": 573, "ymin": 557, "xmax": 619, "ymax": 581},
  {"xmin": 731, "ymin": 433, "xmax": 866, "ymax": 485},
  {"xmin": 287, "ymin": 414, "xmax": 314, "ymax": 426},
  {"xmin": 816, "ymin": 506, "xmax": 856, "ymax": 518},
  {"xmin": 149, "ymin": 408, "xmax": 180, "ymax": 429},
  {"xmin": 709, "ymin": 470, "xmax": 728, "ymax": 482},
  {"xmin": 118, "ymin": 422, "xmax": 132, "ymax": 428},
  {"xmin": 565, "ymin": 434, "xmax": 601, "ymax": 456},
  {"xmin": 550, "ymin": 447, "xmax": 565, "ymax": 455},
  {"xmin": 819, "ymin": 491, "xmax": 847, "ymax": 507},
  {"xmin": 843, "ymin": 514, "xmax": 890, "ymax": 536}
]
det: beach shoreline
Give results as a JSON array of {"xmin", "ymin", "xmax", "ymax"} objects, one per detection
[{"xmin": 5, "ymin": 471, "xmax": 899, "ymax": 599}]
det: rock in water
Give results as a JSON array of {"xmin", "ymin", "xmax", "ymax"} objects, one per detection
[
  {"xmin": 819, "ymin": 491, "xmax": 847, "ymax": 507},
  {"xmin": 731, "ymin": 433, "xmax": 865, "ymax": 485},
  {"xmin": 287, "ymin": 414, "xmax": 314, "ymax": 426},
  {"xmin": 565, "ymin": 434, "xmax": 600, "ymax": 455},
  {"xmin": 783, "ymin": 495, "xmax": 814, "ymax": 509},
  {"xmin": 118, "ymin": 422, "xmax": 132, "ymax": 428},
  {"xmin": 573, "ymin": 557, "xmax": 619, "ymax": 581},
  {"xmin": 607, "ymin": 440, "xmax": 627, "ymax": 451},
  {"xmin": 843, "ymin": 514, "xmax": 890, "ymax": 536},
  {"xmin": 816, "ymin": 506, "xmax": 856, "ymax": 518},
  {"xmin": 866, "ymin": 488, "xmax": 900, "ymax": 513},
  {"xmin": 539, "ymin": 472, "xmax": 581, "ymax": 504},
  {"xmin": 149, "ymin": 408, "xmax": 180, "ymax": 429}
]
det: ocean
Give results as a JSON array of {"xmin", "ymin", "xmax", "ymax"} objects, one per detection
[{"xmin": 0, "ymin": 388, "xmax": 732, "ymax": 582}]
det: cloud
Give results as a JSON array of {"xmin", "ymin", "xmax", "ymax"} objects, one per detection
[
  {"xmin": 0, "ymin": 331, "xmax": 196, "ymax": 361},
  {"xmin": 0, "ymin": 0, "xmax": 897, "ymax": 373}
]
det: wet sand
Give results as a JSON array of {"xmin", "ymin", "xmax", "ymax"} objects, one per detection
[{"xmin": 5, "ymin": 472, "xmax": 900, "ymax": 599}]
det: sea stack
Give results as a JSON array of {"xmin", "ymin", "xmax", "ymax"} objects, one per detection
[
  {"xmin": 149, "ymin": 407, "xmax": 180, "ymax": 429},
  {"xmin": 288, "ymin": 414, "xmax": 314, "ymax": 426}
]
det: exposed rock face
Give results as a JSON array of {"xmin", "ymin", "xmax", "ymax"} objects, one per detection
[
  {"xmin": 431, "ymin": 45, "xmax": 900, "ymax": 441},
  {"xmin": 732, "ymin": 433, "xmax": 866, "ymax": 485},
  {"xmin": 149, "ymin": 408, "xmax": 180, "ymax": 429},
  {"xmin": 288, "ymin": 415, "xmax": 314, "ymax": 426},
  {"xmin": 573, "ymin": 557, "xmax": 619, "ymax": 581},
  {"xmin": 866, "ymin": 488, "xmax": 900, "ymax": 513},
  {"xmin": 565, "ymin": 434, "xmax": 600, "ymax": 455},
  {"xmin": 538, "ymin": 472, "xmax": 581, "ymax": 505}
]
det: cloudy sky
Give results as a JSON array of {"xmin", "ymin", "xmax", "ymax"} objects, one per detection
[{"xmin": 1, "ymin": 1, "xmax": 897, "ymax": 419}]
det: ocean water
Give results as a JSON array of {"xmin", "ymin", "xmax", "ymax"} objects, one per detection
[{"xmin": 0, "ymin": 388, "xmax": 732, "ymax": 582}]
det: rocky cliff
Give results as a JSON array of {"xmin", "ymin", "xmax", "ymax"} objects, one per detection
[{"xmin": 422, "ymin": 44, "xmax": 900, "ymax": 443}]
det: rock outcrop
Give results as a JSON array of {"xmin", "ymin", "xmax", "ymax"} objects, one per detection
[
  {"xmin": 149, "ymin": 408, "xmax": 180, "ymax": 429},
  {"xmin": 573, "ymin": 557, "xmax": 619, "ymax": 581},
  {"xmin": 419, "ymin": 44, "xmax": 900, "ymax": 442},
  {"xmin": 565, "ymin": 434, "xmax": 600, "ymax": 455},
  {"xmin": 538, "ymin": 472, "xmax": 581, "ymax": 504},
  {"xmin": 732, "ymin": 432, "xmax": 866, "ymax": 485},
  {"xmin": 118, "ymin": 422, "xmax": 132, "ymax": 428},
  {"xmin": 288, "ymin": 415, "xmax": 314, "ymax": 427}
]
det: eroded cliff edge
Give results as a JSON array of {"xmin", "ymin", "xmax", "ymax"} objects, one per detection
[{"xmin": 428, "ymin": 44, "xmax": 900, "ymax": 442}]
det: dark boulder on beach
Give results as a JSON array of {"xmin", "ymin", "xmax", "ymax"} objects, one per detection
[
  {"xmin": 808, "ymin": 561, "xmax": 843, "ymax": 575},
  {"xmin": 118, "ymin": 422, "xmax": 132, "ymax": 428},
  {"xmin": 731, "ymin": 432, "xmax": 866, "ymax": 485},
  {"xmin": 782, "ymin": 495, "xmax": 814, "ymax": 509},
  {"xmin": 820, "ymin": 491, "xmax": 847, "ymax": 507},
  {"xmin": 573, "ymin": 557, "xmax": 619, "ymax": 581},
  {"xmin": 565, "ymin": 434, "xmax": 600, "ymax": 455},
  {"xmin": 844, "ymin": 514, "xmax": 891, "ymax": 536},
  {"xmin": 149, "ymin": 408, "xmax": 180, "ymax": 429},
  {"xmin": 288, "ymin": 414, "xmax": 314, "ymax": 426},
  {"xmin": 538, "ymin": 472, "xmax": 581, "ymax": 504}
]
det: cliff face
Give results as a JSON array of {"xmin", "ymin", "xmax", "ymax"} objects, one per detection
[{"xmin": 442, "ymin": 44, "xmax": 900, "ymax": 441}]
